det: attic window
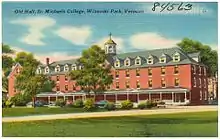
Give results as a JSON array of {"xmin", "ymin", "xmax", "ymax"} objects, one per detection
[
  {"xmin": 55, "ymin": 65, "xmax": 60, "ymax": 72},
  {"xmin": 147, "ymin": 56, "xmax": 153, "ymax": 64},
  {"xmin": 124, "ymin": 58, "xmax": 130, "ymax": 66},
  {"xmin": 173, "ymin": 52, "xmax": 180, "ymax": 62},
  {"xmin": 72, "ymin": 64, "xmax": 77, "ymax": 70},
  {"xmin": 45, "ymin": 67, "xmax": 49, "ymax": 73},
  {"xmin": 64, "ymin": 65, "xmax": 69, "ymax": 72},
  {"xmin": 135, "ymin": 57, "xmax": 141, "ymax": 65},
  {"xmin": 37, "ymin": 68, "xmax": 41, "ymax": 74},
  {"xmin": 160, "ymin": 54, "xmax": 166, "ymax": 63},
  {"xmin": 115, "ymin": 60, "xmax": 120, "ymax": 67}
]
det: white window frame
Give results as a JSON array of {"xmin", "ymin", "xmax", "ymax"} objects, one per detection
[
  {"xmin": 114, "ymin": 60, "xmax": 120, "ymax": 67},
  {"xmin": 37, "ymin": 67, "xmax": 41, "ymax": 74},
  {"xmin": 124, "ymin": 57, "xmax": 130, "ymax": 66},
  {"xmin": 204, "ymin": 91, "xmax": 207, "ymax": 100},
  {"xmin": 204, "ymin": 67, "xmax": 206, "ymax": 76},
  {"xmin": 55, "ymin": 65, "xmax": 60, "ymax": 72},
  {"xmin": 173, "ymin": 52, "xmax": 180, "ymax": 62},
  {"xmin": 160, "ymin": 54, "xmax": 166, "ymax": 63},
  {"xmin": 161, "ymin": 78, "xmax": 166, "ymax": 88},
  {"xmin": 72, "ymin": 64, "xmax": 77, "ymax": 70},
  {"xmin": 193, "ymin": 77, "xmax": 196, "ymax": 87},
  {"xmin": 200, "ymin": 91, "xmax": 202, "ymax": 100},
  {"xmin": 174, "ymin": 78, "xmax": 179, "ymax": 87},
  {"xmin": 64, "ymin": 64, "xmax": 69, "ymax": 72},
  {"xmin": 147, "ymin": 55, "xmax": 153, "ymax": 64},
  {"xmin": 199, "ymin": 66, "xmax": 202, "ymax": 75},
  {"xmin": 199, "ymin": 78, "xmax": 201, "ymax": 88},
  {"xmin": 204, "ymin": 79, "xmax": 206, "ymax": 88},
  {"xmin": 193, "ymin": 65, "xmax": 196, "ymax": 74},
  {"xmin": 135, "ymin": 57, "xmax": 141, "ymax": 65},
  {"xmin": 45, "ymin": 66, "xmax": 50, "ymax": 74}
]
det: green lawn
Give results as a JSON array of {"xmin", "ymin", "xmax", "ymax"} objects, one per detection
[
  {"xmin": 2, "ymin": 107, "xmax": 107, "ymax": 117},
  {"xmin": 3, "ymin": 111, "xmax": 217, "ymax": 137}
]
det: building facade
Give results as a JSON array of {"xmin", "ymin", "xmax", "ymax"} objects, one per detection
[{"xmin": 8, "ymin": 36, "xmax": 209, "ymax": 105}]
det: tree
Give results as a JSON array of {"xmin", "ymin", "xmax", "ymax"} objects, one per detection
[
  {"xmin": 41, "ymin": 80, "xmax": 56, "ymax": 92},
  {"xmin": 69, "ymin": 45, "xmax": 113, "ymax": 97},
  {"xmin": 14, "ymin": 52, "xmax": 49, "ymax": 107},
  {"xmin": 177, "ymin": 38, "xmax": 218, "ymax": 77},
  {"xmin": 2, "ymin": 44, "xmax": 14, "ymax": 74},
  {"xmin": 15, "ymin": 52, "xmax": 36, "ymax": 66},
  {"xmin": 2, "ymin": 44, "xmax": 14, "ymax": 54}
]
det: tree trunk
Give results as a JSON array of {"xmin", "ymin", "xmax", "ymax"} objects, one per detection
[{"xmin": 32, "ymin": 96, "xmax": 36, "ymax": 108}]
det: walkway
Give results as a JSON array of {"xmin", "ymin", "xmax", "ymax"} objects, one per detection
[{"xmin": 2, "ymin": 105, "xmax": 217, "ymax": 123}]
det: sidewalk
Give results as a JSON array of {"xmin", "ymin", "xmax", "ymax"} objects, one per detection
[{"xmin": 2, "ymin": 105, "xmax": 217, "ymax": 123}]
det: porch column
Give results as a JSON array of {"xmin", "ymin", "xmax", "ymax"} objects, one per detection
[
  {"xmin": 56, "ymin": 95, "xmax": 58, "ymax": 101},
  {"xmin": 172, "ymin": 92, "xmax": 174, "ymax": 103},
  {"xmin": 184, "ymin": 91, "xmax": 187, "ymax": 102},
  {"xmin": 149, "ymin": 93, "xmax": 151, "ymax": 100},
  {"xmin": 127, "ymin": 93, "xmax": 129, "ymax": 100},
  {"xmin": 64, "ymin": 95, "xmax": 65, "ymax": 100},
  {"xmin": 48, "ymin": 96, "xmax": 51, "ymax": 104},
  {"xmin": 104, "ymin": 94, "xmax": 106, "ymax": 101},
  {"xmin": 137, "ymin": 93, "xmax": 140, "ymax": 103},
  {"xmin": 160, "ymin": 92, "xmax": 162, "ymax": 100},
  {"xmin": 115, "ymin": 94, "xmax": 117, "ymax": 102},
  {"xmin": 72, "ymin": 95, "xmax": 75, "ymax": 101}
]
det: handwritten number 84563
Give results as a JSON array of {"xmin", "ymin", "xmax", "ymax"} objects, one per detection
[{"xmin": 152, "ymin": 2, "xmax": 192, "ymax": 12}]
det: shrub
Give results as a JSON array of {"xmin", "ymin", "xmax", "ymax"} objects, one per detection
[
  {"xmin": 83, "ymin": 98, "xmax": 96, "ymax": 111},
  {"xmin": 55, "ymin": 99, "xmax": 66, "ymax": 107},
  {"xmin": 152, "ymin": 100, "xmax": 158, "ymax": 107},
  {"xmin": 104, "ymin": 102, "xmax": 116, "ymax": 111},
  {"xmin": 65, "ymin": 101, "xmax": 74, "ymax": 107},
  {"xmin": 121, "ymin": 100, "xmax": 133, "ymax": 110},
  {"xmin": 146, "ymin": 100, "xmax": 154, "ymax": 109},
  {"xmin": 73, "ymin": 99, "xmax": 84, "ymax": 108},
  {"xmin": 10, "ymin": 93, "xmax": 31, "ymax": 106},
  {"xmin": 158, "ymin": 101, "xmax": 165, "ymax": 105},
  {"xmin": 5, "ymin": 99, "xmax": 13, "ymax": 108},
  {"xmin": 138, "ymin": 102, "xmax": 146, "ymax": 110}
]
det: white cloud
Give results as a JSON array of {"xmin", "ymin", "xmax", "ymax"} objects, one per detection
[
  {"xmin": 54, "ymin": 26, "xmax": 92, "ymax": 45},
  {"xmin": 130, "ymin": 32, "xmax": 179, "ymax": 49},
  {"xmin": 144, "ymin": 3, "xmax": 212, "ymax": 15},
  {"xmin": 35, "ymin": 52, "xmax": 80, "ymax": 64},
  {"xmin": 93, "ymin": 36, "xmax": 125, "ymax": 53},
  {"xmin": 10, "ymin": 16, "xmax": 56, "ymax": 46}
]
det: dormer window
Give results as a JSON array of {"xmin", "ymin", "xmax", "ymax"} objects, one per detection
[
  {"xmin": 64, "ymin": 64, "xmax": 69, "ymax": 72},
  {"xmin": 114, "ymin": 59, "xmax": 120, "ymax": 67},
  {"xmin": 45, "ymin": 66, "xmax": 49, "ymax": 73},
  {"xmin": 79, "ymin": 65, "xmax": 83, "ymax": 70},
  {"xmin": 160, "ymin": 54, "xmax": 166, "ymax": 63},
  {"xmin": 124, "ymin": 58, "xmax": 130, "ymax": 66},
  {"xmin": 173, "ymin": 52, "xmax": 180, "ymax": 62},
  {"xmin": 55, "ymin": 65, "xmax": 60, "ymax": 72},
  {"xmin": 135, "ymin": 57, "xmax": 141, "ymax": 65},
  {"xmin": 37, "ymin": 67, "xmax": 41, "ymax": 74},
  {"xmin": 147, "ymin": 55, "xmax": 153, "ymax": 64},
  {"xmin": 72, "ymin": 64, "xmax": 77, "ymax": 70}
]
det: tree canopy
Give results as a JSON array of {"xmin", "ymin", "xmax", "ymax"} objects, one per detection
[
  {"xmin": 2, "ymin": 44, "xmax": 14, "ymax": 75},
  {"xmin": 177, "ymin": 38, "xmax": 218, "ymax": 77},
  {"xmin": 69, "ymin": 45, "xmax": 113, "ymax": 95}
]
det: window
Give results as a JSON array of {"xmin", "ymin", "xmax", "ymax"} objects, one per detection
[
  {"xmin": 175, "ymin": 78, "xmax": 179, "ymax": 87},
  {"xmin": 204, "ymin": 79, "xmax": 206, "ymax": 88},
  {"xmin": 136, "ymin": 68, "xmax": 140, "ymax": 76},
  {"xmin": 174, "ymin": 65, "xmax": 179, "ymax": 74},
  {"xmin": 56, "ymin": 85, "xmax": 60, "ymax": 91},
  {"xmin": 37, "ymin": 68, "xmax": 41, "ymax": 74},
  {"xmin": 124, "ymin": 58, "xmax": 130, "ymax": 66},
  {"xmin": 135, "ymin": 57, "xmax": 141, "ymax": 65},
  {"xmin": 148, "ymin": 79, "xmax": 152, "ymax": 88},
  {"xmin": 115, "ymin": 70, "xmax": 119, "ymax": 78},
  {"xmin": 199, "ymin": 78, "xmax": 201, "ymax": 88},
  {"xmin": 16, "ymin": 68, "xmax": 20, "ymax": 74},
  {"xmin": 136, "ymin": 80, "xmax": 140, "ymax": 89},
  {"xmin": 126, "ymin": 81, "xmax": 130, "ymax": 89},
  {"xmin": 199, "ymin": 66, "xmax": 202, "ymax": 75},
  {"xmin": 200, "ymin": 91, "xmax": 202, "ymax": 100},
  {"xmin": 147, "ymin": 55, "xmax": 153, "ymax": 64},
  {"xmin": 79, "ymin": 65, "xmax": 84, "ymax": 70},
  {"xmin": 193, "ymin": 77, "xmax": 196, "ymax": 87},
  {"xmin": 192, "ymin": 65, "xmax": 196, "ymax": 74},
  {"xmin": 73, "ymin": 85, "xmax": 76, "ymax": 91},
  {"xmin": 64, "ymin": 65, "xmax": 69, "ymax": 72},
  {"xmin": 173, "ymin": 52, "xmax": 180, "ymax": 62},
  {"xmin": 161, "ymin": 67, "xmax": 165, "ymax": 75},
  {"xmin": 160, "ymin": 54, "xmax": 166, "ymax": 63},
  {"xmin": 56, "ymin": 75, "xmax": 60, "ymax": 82},
  {"xmin": 65, "ymin": 75, "xmax": 68, "ymax": 81},
  {"xmin": 148, "ymin": 68, "xmax": 152, "ymax": 76},
  {"xmin": 116, "ymin": 82, "xmax": 119, "ymax": 89},
  {"xmin": 204, "ymin": 67, "xmax": 206, "ymax": 76},
  {"xmin": 161, "ymin": 78, "xmax": 166, "ymax": 88},
  {"xmin": 125, "ymin": 69, "xmax": 130, "ymax": 77},
  {"xmin": 65, "ymin": 85, "xmax": 68, "ymax": 91},
  {"xmin": 55, "ymin": 65, "xmax": 60, "ymax": 72},
  {"xmin": 72, "ymin": 64, "xmax": 77, "ymax": 70},
  {"xmin": 14, "ymin": 88, "xmax": 16, "ymax": 93},
  {"xmin": 115, "ymin": 60, "xmax": 120, "ymax": 67},
  {"xmin": 45, "ymin": 67, "xmax": 49, "ymax": 73},
  {"xmin": 204, "ymin": 91, "xmax": 207, "ymax": 100}
]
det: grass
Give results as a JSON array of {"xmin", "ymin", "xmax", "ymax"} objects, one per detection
[
  {"xmin": 2, "ymin": 111, "xmax": 218, "ymax": 137},
  {"xmin": 2, "ymin": 107, "xmax": 107, "ymax": 117}
]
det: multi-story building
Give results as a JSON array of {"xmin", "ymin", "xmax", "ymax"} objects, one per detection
[{"xmin": 8, "ymin": 35, "xmax": 209, "ymax": 105}]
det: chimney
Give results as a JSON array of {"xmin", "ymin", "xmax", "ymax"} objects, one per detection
[{"xmin": 46, "ymin": 58, "xmax": 50, "ymax": 65}]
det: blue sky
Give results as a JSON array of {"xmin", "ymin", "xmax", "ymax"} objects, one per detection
[{"xmin": 2, "ymin": 2, "xmax": 218, "ymax": 63}]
